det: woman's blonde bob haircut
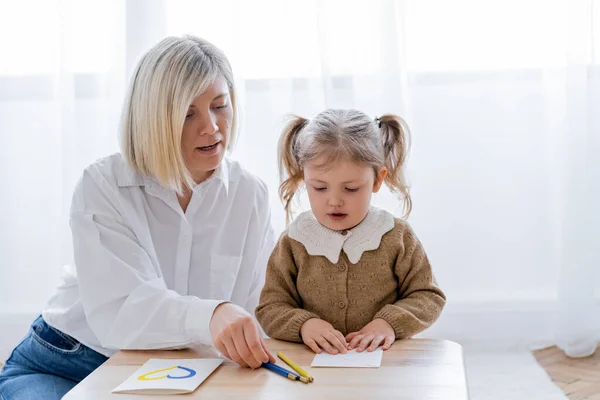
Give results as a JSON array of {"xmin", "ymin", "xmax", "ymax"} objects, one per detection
[{"xmin": 120, "ymin": 35, "xmax": 238, "ymax": 193}]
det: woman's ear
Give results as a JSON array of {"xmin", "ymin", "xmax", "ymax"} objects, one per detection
[{"xmin": 373, "ymin": 167, "xmax": 388, "ymax": 193}]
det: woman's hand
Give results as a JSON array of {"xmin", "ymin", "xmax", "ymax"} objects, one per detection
[
  {"xmin": 209, "ymin": 302, "xmax": 276, "ymax": 368},
  {"xmin": 345, "ymin": 318, "xmax": 395, "ymax": 352},
  {"xmin": 300, "ymin": 318, "xmax": 347, "ymax": 355}
]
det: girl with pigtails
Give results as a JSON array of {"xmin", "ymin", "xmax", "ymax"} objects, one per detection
[{"xmin": 255, "ymin": 109, "xmax": 446, "ymax": 355}]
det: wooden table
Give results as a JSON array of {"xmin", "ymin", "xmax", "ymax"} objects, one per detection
[{"xmin": 64, "ymin": 339, "xmax": 469, "ymax": 399}]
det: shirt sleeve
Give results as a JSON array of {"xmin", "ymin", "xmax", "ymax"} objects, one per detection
[
  {"xmin": 244, "ymin": 217, "xmax": 276, "ymax": 314},
  {"xmin": 71, "ymin": 169, "xmax": 223, "ymax": 351},
  {"xmin": 374, "ymin": 224, "xmax": 446, "ymax": 339}
]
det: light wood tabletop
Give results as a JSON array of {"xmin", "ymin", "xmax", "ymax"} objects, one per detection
[{"xmin": 64, "ymin": 339, "xmax": 469, "ymax": 399}]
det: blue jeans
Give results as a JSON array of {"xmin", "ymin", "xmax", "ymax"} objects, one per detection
[{"xmin": 0, "ymin": 316, "xmax": 108, "ymax": 400}]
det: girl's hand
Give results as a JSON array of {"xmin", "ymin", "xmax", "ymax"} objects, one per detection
[
  {"xmin": 300, "ymin": 318, "xmax": 348, "ymax": 355},
  {"xmin": 345, "ymin": 318, "xmax": 395, "ymax": 352}
]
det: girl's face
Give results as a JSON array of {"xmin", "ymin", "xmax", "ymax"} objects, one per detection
[{"xmin": 304, "ymin": 156, "xmax": 387, "ymax": 231}]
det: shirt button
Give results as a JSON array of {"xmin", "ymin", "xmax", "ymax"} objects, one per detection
[
  {"xmin": 338, "ymin": 301, "xmax": 346, "ymax": 309},
  {"xmin": 341, "ymin": 230, "xmax": 348, "ymax": 236},
  {"xmin": 339, "ymin": 264, "xmax": 346, "ymax": 272}
]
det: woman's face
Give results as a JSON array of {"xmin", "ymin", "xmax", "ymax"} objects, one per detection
[{"xmin": 181, "ymin": 75, "xmax": 233, "ymax": 183}]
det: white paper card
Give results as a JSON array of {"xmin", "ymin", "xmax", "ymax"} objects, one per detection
[
  {"xmin": 310, "ymin": 348, "xmax": 383, "ymax": 368},
  {"xmin": 112, "ymin": 358, "xmax": 223, "ymax": 395}
]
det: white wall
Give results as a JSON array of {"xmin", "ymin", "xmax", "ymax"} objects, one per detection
[{"xmin": 235, "ymin": 72, "xmax": 569, "ymax": 305}]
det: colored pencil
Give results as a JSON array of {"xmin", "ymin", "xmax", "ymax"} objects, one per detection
[
  {"xmin": 277, "ymin": 351, "xmax": 314, "ymax": 382},
  {"xmin": 261, "ymin": 362, "xmax": 309, "ymax": 384}
]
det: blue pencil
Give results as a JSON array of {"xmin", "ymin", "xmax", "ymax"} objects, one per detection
[{"xmin": 261, "ymin": 362, "xmax": 309, "ymax": 384}]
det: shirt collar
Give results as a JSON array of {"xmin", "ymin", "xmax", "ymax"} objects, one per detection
[
  {"xmin": 288, "ymin": 206, "xmax": 395, "ymax": 264},
  {"xmin": 208, "ymin": 158, "xmax": 229, "ymax": 194},
  {"xmin": 117, "ymin": 155, "xmax": 230, "ymax": 195},
  {"xmin": 116, "ymin": 155, "xmax": 145, "ymax": 187}
]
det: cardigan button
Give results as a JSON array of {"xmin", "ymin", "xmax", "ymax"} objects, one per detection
[
  {"xmin": 338, "ymin": 301, "xmax": 346, "ymax": 309},
  {"xmin": 339, "ymin": 264, "xmax": 347, "ymax": 272}
]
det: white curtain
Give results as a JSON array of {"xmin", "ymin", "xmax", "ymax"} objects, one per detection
[{"xmin": 0, "ymin": 0, "xmax": 598, "ymax": 357}]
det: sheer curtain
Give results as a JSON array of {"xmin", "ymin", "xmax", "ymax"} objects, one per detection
[{"xmin": 0, "ymin": 0, "xmax": 597, "ymax": 358}]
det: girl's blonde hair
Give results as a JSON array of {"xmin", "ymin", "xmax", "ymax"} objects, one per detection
[
  {"xmin": 278, "ymin": 109, "xmax": 412, "ymax": 223},
  {"xmin": 120, "ymin": 35, "xmax": 238, "ymax": 193}
]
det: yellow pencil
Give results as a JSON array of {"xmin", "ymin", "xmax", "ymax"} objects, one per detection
[{"xmin": 277, "ymin": 352, "xmax": 314, "ymax": 383}]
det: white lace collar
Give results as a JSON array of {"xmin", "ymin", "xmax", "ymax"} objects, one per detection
[{"xmin": 288, "ymin": 207, "xmax": 395, "ymax": 264}]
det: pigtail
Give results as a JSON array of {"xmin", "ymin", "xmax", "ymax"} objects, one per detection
[
  {"xmin": 278, "ymin": 115, "xmax": 309, "ymax": 224},
  {"xmin": 379, "ymin": 114, "xmax": 412, "ymax": 218}
]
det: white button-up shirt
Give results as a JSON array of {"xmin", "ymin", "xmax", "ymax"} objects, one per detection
[{"xmin": 42, "ymin": 153, "xmax": 275, "ymax": 357}]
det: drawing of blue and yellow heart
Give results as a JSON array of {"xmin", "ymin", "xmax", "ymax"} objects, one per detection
[{"xmin": 137, "ymin": 366, "xmax": 197, "ymax": 381}]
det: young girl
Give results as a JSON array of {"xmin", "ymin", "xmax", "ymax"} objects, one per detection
[{"xmin": 255, "ymin": 109, "xmax": 446, "ymax": 355}]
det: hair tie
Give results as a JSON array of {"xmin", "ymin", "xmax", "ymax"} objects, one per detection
[{"xmin": 374, "ymin": 117, "xmax": 382, "ymax": 128}]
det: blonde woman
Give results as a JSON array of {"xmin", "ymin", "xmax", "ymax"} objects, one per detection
[{"xmin": 0, "ymin": 36, "xmax": 275, "ymax": 399}]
